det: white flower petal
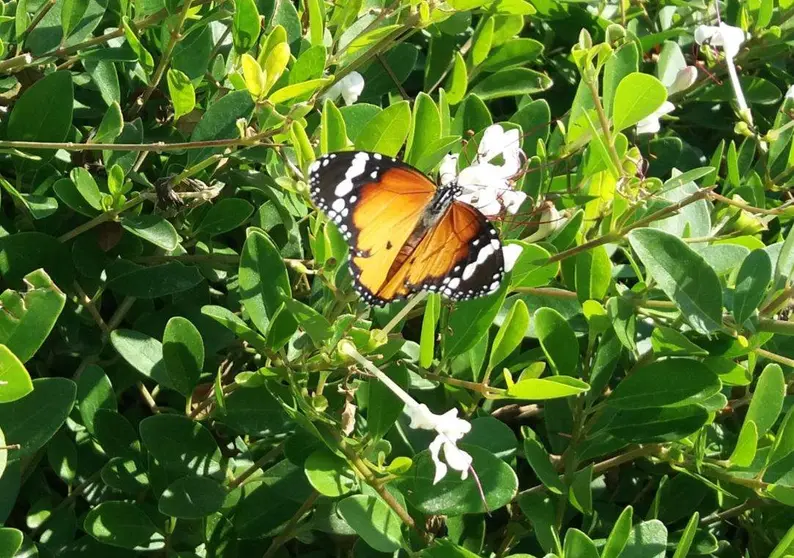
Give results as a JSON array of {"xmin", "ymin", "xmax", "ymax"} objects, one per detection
[
  {"xmin": 716, "ymin": 22, "xmax": 747, "ymax": 58},
  {"xmin": 694, "ymin": 24, "xmax": 718, "ymax": 46},
  {"xmin": 478, "ymin": 124, "xmax": 519, "ymax": 163},
  {"xmin": 501, "ymin": 190, "xmax": 527, "ymax": 215},
  {"xmin": 668, "ymin": 66, "xmax": 698, "ymax": 95},
  {"xmin": 339, "ymin": 72, "xmax": 365, "ymax": 106},
  {"xmin": 785, "ymin": 84, "xmax": 794, "ymax": 100},
  {"xmin": 405, "ymin": 403, "xmax": 438, "ymax": 430},
  {"xmin": 442, "ymin": 442, "xmax": 472, "ymax": 480},
  {"xmin": 428, "ymin": 436, "xmax": 448, "ymax": 484},
  {"xmin": 502, "ymin": 243, "xmax": 523, "ymax": 273},
  {"xmin": 636, "ymin": 101, "xmax": 675, "ymax": 135},
  {"xmin": 439, "ymin": 153, "xmax": 459, "ymax": 186}
]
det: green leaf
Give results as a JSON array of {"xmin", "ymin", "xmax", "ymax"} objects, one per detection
[
  {"xmin": 522, "ymin": 427, "xmax": 564, "ymax": 494},
  {"xmin": 470, "ymin": 68, "xmax": 552, "ymax": 100},
  {"xmin": 337, "ymin": 494, "xmax": 403, "ymax": 553},
  {"xmin": 606, "ymin": 358, "xmax": 721, "ymax": 409},
  {"xmin": 167, "ymin": 68, "xmax": 196, "ymax": 121},
  {"xmin": 69, "ymin": 168, "xmax": 103, "ymax": 210},
  {"xmin": 76, "ymin": 364, "xmax": 115, "ymax": 435},
  {"xmin": 518, "ymin": 492, "xmax": 561, "ymax": 555},
  {"xmin": 84, "ymin": 501, "xmax": 164, "ymax": 551},
  {"xmin": 399, "ymin": 444, "xmax": 518, "ymax": 515},
  {"xmin": 0, "ymin": 428, "xmax": 7, "ymax": 478},
  {"xmin": 110, "ymin": 329, "xmax": 174, "ymax": 389},
  {"xmin": 563, "ymin": 528, "xmax": 599, "ymax": 558},
  {"xmin": 671, "ymin": 512, "xmax": 700, "ymax": 558},
  {"xmin": 650, "ymin": 326, "xmax": 708, "ymax": 356},
  {"xmin": 407, "ymin": 93, "xmax": 441, "ymax": 167},
  {"xmin": 93, "ymin": 409, "xmax": 140, "ymax": 459},
  {"xmin": 0, "ymin": 377, "xmax": 76, "ymax": 460},
  {"xmin": 239, "ymin": 228, "xmax": 295, "ymax": 336},
  {"xmin": 606, "ymin": 405, "xmax": 710, "ymax": 443},
  {"xmin": 506, "ymin": 376, "xmax": 590, "ymax": 400},
  {"xmin": 121, "ymin": 17, "xmax": 154, "ymax": 74},
  {"xmin": 162, "ymin": 317, "xmax": 204, "ymax": 397},
  {"xmin": 508, "ymin": 243, "xmax": 558, "ymax": 289},
  {"xmin": 0, "ymin": 346, "xmax": 32, "ymax": 404},
  {"xmin": 84, "ymin": 58, "xmax": 119, "ymax": 106},
  {"xmin": 574, "ymin": 245, "xmax": 611, "ymax": 302},
  {"xmin": 108, "ymin": 263, "xmax": 203, "ymax": 299},
  {"xmin": 159, "ymin": 476, "xmax": 226, "ymax": 519},
  {"xmin": 445, "ymin": 51, "xmax": 468, "ymax": 105},
  {"xmin": 367, "ymin": 364, "xmax": 409, "ymax": 440},
  {"xmin": 304, "ymin": 449, "xmax": 356, "ymax": 497},
  {"xmin": 47, "ymin": 429, "xmax": 77, "ymax": 483},
  {"xmin": 569, "ymin": 463, "xmax": 593, "ymax": 514},
  {"xmin": 729, "ymin": 419, "xmax": 758, "ymax": 467},
  {"xmin": 612, "ymin": 73, "xmax": 667, "ymax": 131},
  {"xmin": 268, "ymin": 77, "xmax": 334, "ymax": 104},
  {"xmin": 602, "ymin": 506, "xmax": 633, "ymax": 558},
  {"xmin": 603, "ymin": 43, "xmax": 639, "ymax": 118},
  {"xmin": 355, "ymin": 100, "xmax": 411, "ymax": 156},
  {"xmin": 444, "ymin": 281, "xmax": 507, "ymax": 357},
  {"xmin": 621, "ymin": 519, "xmax": 668, "ymax": 558},
  {"xmin": 232, "ymin": 0, "xmax": 260, "ymax": 53},
  {"xmin": 480, "ymin": 38, "xmax": 543, "ymax": 72},
  {"xmin": 7, "ymin": 71, "xmax": 73, "ymax": 170},
  {"xmin": 213, "ymin": 384, "xmax": 289, "ymax": 436},
  {"xmin": 0, "ymin": 269, "xmax": 65, "ymax": 363},
  {"xmin": 732, "ymin": 249, "xmax": 772, "ymax": 325},
  {"xmin": 196, "ymin": 198, "xmax": 254, "ymax": 237},
  {"xmin": 471, "ymin": 17, "xmax": 494, "ymax": 66},
  {"xmin": 745, "ymin": 363, "xmax": 785, "ymax": 437},
  {"xmin": 770, "ymin": 406, "xmax": 794, "ymax": 465},
  {"xmin": 628, "ymin": 228, "xmax": 723, "ymax": 334},
  {"xmin": 420, "ymin": 293, "xmax": 441, "ymax": 368},
  {"xmin": 0, "ymin": 528, "xmax": 24, "ymax": 558},
  {"xmin": 101, "ymin": 457, "xmax": 149, "ymax": 494},
  {"xmin": 321, "ymin": 99, "xmax": 348, "ymax": 153},
  {"xmin": 534, "ymin": 307, "xmax": 578, "ymax": 376},
  {"xmin": 139, "ymin": 414, "xmax": 223, "ymax": 476},
  {"xmin": 119, "ymin": 214, "xmax": 179, "ymax": 250},
  {"xmin": 488, "ymin": 299, "xmax": 529, "ymax": 372},
  {"xmin": 290, "ymin": 45, "xmax": 327, "ymax": 84},
  {"xmin": 189, "ymin": 90, "xmax": 255, "ymax": 165}
]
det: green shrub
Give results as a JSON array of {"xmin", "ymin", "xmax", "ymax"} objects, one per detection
[{"xmin": 1, "ymin": 0, "xmax": 793, "ymax": 556}]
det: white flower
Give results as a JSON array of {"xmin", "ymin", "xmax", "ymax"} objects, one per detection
[
  {"xmin": 405, "ymin": 404, "xmax": 473, "ymax": 484},
  {"xmin": 321, "ymin": 72, "xmax": 365, "ymax": 106},
  {"xmin": 525, "ymin": 202, "xmax": 564, "ymax": 242},
  {"xmin": 441, "ymin": 124, "xmax": 527, "ymax": 217},
  {"xmin": 694, "ymin": 22, "xmax": 751, "ymax": 122},
  {"xmin": 667, "ymin": 66, "xmax": 698, "ymax": 96},
  {"xmin": 339, "ymin": 341, "xmax": 475, "ymax": 485},
  {"xmin": 786, "ymin": 85, "xmax": 794, "ymax": 100},
  {"xmin": 694, "ymin": 22, "xmax": 747, "ymax": 58},
  {"xmin": 636, "ymin": 101, "xmax": 675, "ymax": 135}
]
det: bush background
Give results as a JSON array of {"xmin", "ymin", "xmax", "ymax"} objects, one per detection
[{"xmin": 1, "ymin": 0, "xmax": 794, "ymax": 556}]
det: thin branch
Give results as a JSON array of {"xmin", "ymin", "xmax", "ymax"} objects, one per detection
[
  {"xmin": 73, "ymin": 281, "xmax": 109, "ymax": 333},
  {"xmin": 0, "ymin": 136, "xmax": 275, "ymax": 152},
  {"xmin": 22, "ymin": 0, "xmax": 57, "ymax": 39},
  {"xmin": 754, "ymin": 347, "xmax": 794, "ymax": 369},
  {"xmin": 262, "ymin": 491, "xmax": 320, "ymax": 558},
  {"xmin": 228, "ymin": 441, "xmax": 286, "ymax": 490},
  {"xmin": 132, "ymin": 0, "xmax": 197, "ymax": 115}
]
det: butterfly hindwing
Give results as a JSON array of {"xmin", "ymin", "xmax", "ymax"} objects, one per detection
[
  {"xmin": 376, "ymin": 200, "xmax": 505, "ymax": 302},
  {"xmin": 308, "ymin": 152, "xmax": 436, "ymax": 304}
]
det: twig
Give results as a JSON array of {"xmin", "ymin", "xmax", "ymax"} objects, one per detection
[
  {"xmin": 754, "ymin": 347, "xmax": 794, "ymax": 369},
  {"xmin": 22, "ymin": 0, "xmax": 57, "ymax": 40},
  {"xmin": 262, "ymin": 491, "xmax": 320, "ymax": 558},
  {"xmin": 132, "ymin": 0, "xmax": 196, "ymax": 115},
  {"xmin": 0, "ymin": 137, "xmax": 276, "ymax": 152},
  {"xmin": 73, "ymin": 281, "xmax": 109, "ymax": 333},
  {"xmin": 700, "ymin": 499, "xmax": 764, "ymax": 525},
  {"xmin": 228, "ymin": 441, "xmax": 286, "ymax": 489},
  {"xmin": 137, "ymin": 382, "xmax": 160, "ymax": 414}
]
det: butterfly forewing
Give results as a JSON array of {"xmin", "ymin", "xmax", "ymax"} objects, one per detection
[{"xmin": 308, "ymin": 152, "xmax": 436, "ymax": 303}]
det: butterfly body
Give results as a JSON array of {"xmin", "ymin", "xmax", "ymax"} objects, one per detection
[{"xmin": 308, "ymin": 151, "xmax": 506, "ymax": 306}]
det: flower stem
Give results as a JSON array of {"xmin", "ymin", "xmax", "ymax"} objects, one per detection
[
  {"xmin": 382, "ymin": 291, "xmax": 429, "ymax": 335},
  {"xmin": 584, "ymin": 79, "xmax": 624, "ymax": 178}
]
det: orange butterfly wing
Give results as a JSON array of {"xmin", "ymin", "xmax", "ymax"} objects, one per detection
[
  {"xmin": 377, "ymin": 201, "xmax": 505, "ymax": 302},
  {"xmin": 308, "ymin": 152, "xmax": 436, "ymax": 304}
]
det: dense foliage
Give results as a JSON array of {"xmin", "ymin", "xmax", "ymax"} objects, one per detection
[{"xmin": 1, "ymin": 0, "xmax": 794, "ymax": 556}]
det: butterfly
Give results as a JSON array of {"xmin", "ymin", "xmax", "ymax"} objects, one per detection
[{"xmin": 308, "ymin": 151, "xmax": 508, "ymax": 306}]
